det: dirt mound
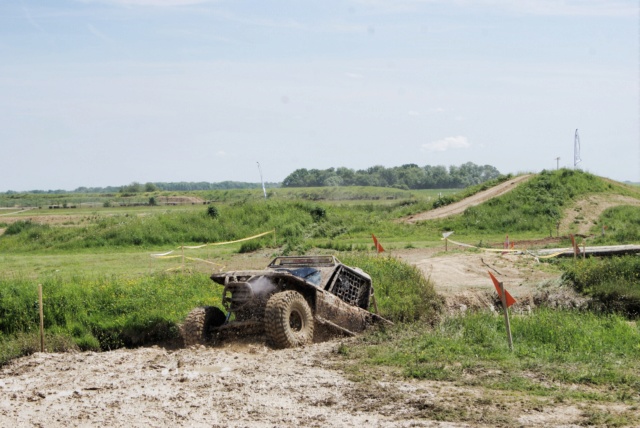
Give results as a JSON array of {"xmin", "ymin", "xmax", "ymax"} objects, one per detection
[
  {"xmin": 559, "ymin": 194, "xmax": 640, "ymax": 236},
  {"xmin": 403, "ymin": 174, "xmax": 532, "ymax": 223},
  {"xmin": 394, "ymin": 248, "xmax": 572, "ymax": 314}
]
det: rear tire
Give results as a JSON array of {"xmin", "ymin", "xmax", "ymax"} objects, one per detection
[
  {"xmin": 265, "ymin": 291, "xmax": 314, "ymax": 348},
  {"xmin": 181, "ymin": 306, "xmax": 226, "ymax": 346}
]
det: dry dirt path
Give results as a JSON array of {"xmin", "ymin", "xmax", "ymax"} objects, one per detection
[
  {"xmin": 403, "ymin": 175, "xmax": 532, "ymax": 223},
  {"xmin": 394, "ymin": 248, "xmax": 565, "ymax": 312}
]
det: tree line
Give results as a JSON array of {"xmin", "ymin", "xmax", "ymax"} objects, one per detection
[
  {"xmin": 3, "ymin": 181, "xmax": 279, "ymax": 195},
  {"xmin": 282, "ymin": 162, "xmax": 501, "ymax": 189}
]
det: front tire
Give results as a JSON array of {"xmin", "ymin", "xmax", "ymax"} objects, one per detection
[
  {"xmin": 181, "ymin": 306, "xmax": 226, "ymax": 346},
  {"xmin": 265, "ymin": 291, "xmax": 314, "ymax": 348}
]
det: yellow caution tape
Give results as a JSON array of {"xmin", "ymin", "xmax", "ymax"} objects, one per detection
[
  {"xmin": 447, "ymin": 238, "xmax": 521, "ymax": 253},
  {"xmin": 445, "ymin": 238, "xmax": 569, "ymax": 259},
  {"xmin": 536, "ymin": 250, "xmax": 571, "ymax": 259},
  {"xmin": 179, "ymin": 229, "xmax": 275, "ymax": 249},
  {"xmin": 184, "ymin": 257, "xmax": 225, "ymax": 267}
]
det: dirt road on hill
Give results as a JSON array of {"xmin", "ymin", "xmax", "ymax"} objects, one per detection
[{"xmin": 403, "ymin": 174, "xmax": 532, "ymax": 223}]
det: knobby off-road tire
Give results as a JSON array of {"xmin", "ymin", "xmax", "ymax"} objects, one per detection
[
  {"xmin": 181, "ymin": 306, "xmax": 226, "ymax": 347},
  {"xmin": 264, "ymin": 291, "xmax": 314, "ymax": 349}
]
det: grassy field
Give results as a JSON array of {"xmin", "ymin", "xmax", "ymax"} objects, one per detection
[{"xmin": 1, "ymin": 169, "xmax": 640, "ymax": 421}]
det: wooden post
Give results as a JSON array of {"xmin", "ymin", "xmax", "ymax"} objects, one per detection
[
  {"xmin": 498, "ymin": 281, "xmax": 513, "ymax": 351},
  {"xmin": 570, "ymin": 234, "xmax": 577, "ymax": 260},
  {"xmin": 273, "ymin": 229, "xmax": 277, "ymax": 247},
  {"xmin": 445, "ymin": 237, "xmax": 448, "ymax": 252},
  {"xmin": 38, "ymin": 284, "xmax": 44, "ymax": 353}
]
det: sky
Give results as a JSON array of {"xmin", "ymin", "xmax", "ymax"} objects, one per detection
[{"xmin": 0, "ymin": 0, "xmax": 638, "ymax": 191}]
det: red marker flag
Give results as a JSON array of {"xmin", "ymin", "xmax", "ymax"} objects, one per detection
[
  {"xmin": 372, "ymin": 234, "xmax": 385, "ymax": 253},
  {"xmin": 488, "ymin": 271, "xmax": 516, "ymax": 308}
]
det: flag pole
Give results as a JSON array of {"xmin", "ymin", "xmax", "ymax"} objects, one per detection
[{"xmin": 498, "ymin": 281, "xmax": 514, "ymax": 351}]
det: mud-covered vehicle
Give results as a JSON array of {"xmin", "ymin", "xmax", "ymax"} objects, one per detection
[{"xmin": 182, "ymin": 255, "xmax": 391, "ymax": 348}]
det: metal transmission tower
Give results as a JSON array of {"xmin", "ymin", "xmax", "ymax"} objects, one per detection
[{"xmin": 574, "ymin": 129, "xmax": 582, "ymax": 169}]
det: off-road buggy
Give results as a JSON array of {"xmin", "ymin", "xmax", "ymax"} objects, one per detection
[{"xmin": 182, "ymin": 255, "xmax": 391, "ymax": 348}]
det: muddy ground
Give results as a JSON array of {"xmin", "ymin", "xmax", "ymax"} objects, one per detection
[{"xmin": 1, "ymin": 334, "xmax": 611, "ymax": 428}]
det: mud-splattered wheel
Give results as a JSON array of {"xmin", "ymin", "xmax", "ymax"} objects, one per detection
[
  {"xmin": 181, "ymin": 306, "xmax": 226, "ymax": 346},
  {"xmin": 265, "ymin": 291, "xmax": 314, "ymax": 348}
]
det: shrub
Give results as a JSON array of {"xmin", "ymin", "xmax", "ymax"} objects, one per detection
[
  {"xmin": 310, "ymin": 206, "xmax": 327, "ymax": 221},
  {"xmin": 207, "ymin": 206, "xmax": 219, "ymax": 218},
  {"xmin": 239, "ymin": 240, "xmax": 263, "ymax": 253},
  {"xmin": 561, "ymin": 256, "xmax": 640, "ymax": 317},
  {"xmin": 4, "ymin": 220, "xmax": 43, "ymax": 236}
]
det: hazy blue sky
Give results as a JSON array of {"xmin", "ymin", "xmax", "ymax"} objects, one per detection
[{"xmin": 1, "ymin": 0, "xmax": 637, "ymax": 191}]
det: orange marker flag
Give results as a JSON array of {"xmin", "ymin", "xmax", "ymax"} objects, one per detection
[
  {"xmin": 488, "ymin": 272, "xmax": 516, "ymax": 308},
  {"xmin": 372, "ymin": 234, "xmax": 385, "ymax": 253}
]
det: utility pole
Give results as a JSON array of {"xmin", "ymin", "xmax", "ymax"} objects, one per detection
[
  {"xmin": 555, "ymin": 157, "xmax": 560, "ymax": 170},
  {"xmin": 574, "ymin": 129, "xmax": 582, "ymax": 169}
]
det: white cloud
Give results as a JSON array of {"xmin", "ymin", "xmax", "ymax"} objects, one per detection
[{"xmin": 422, "ymin": 136, "xmax": 470, "ymax": 152}]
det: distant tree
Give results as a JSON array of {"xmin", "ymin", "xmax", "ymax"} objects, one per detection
[
  {"xmin": 282, "ymin": 169, "xmax": 311, "ymax": 187},
  {"xmin": 145, "ymin": 182, "xmax": 158, "ymax": 192},
  {"xmin": 121, "ymin": 182, "xmax": 143, "ymax": 193},
  {"xmin": 324, "ymin": 176, "xmax": 343, "ymax": 187},
  {"xmin": 281, "ymin": 162, "xmax": 500, "ymax": 189},
  {"xmin": 336, "ymin": 167, "xmax": 356, "ymax": 185}
]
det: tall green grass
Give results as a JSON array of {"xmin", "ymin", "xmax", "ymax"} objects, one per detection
[
  {"xmin": 0, "ymin": 272, "xmax": 221, "ymax": 364},
  {"xmin": 341, "ymin": 254, "xmax": 442, "ymax": 322},
  {"xmin": 343, "ymin": 308, "xmax": 640, "ymax": 400},
  {"xmin": 561, "ymin": 256, "xmax": 640, "ymax": 317},
  {"xmin": 590, "ymin": 205, "xmax": 640, "ymax": 245},
  {"xmin": 0, "ymin": 200, "xmax": 439, "ymax": 252}
]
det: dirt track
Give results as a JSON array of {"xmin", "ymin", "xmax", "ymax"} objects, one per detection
[{"xmin": 403, "ymin": 175, "xmax": 532, "ymax": 223}]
